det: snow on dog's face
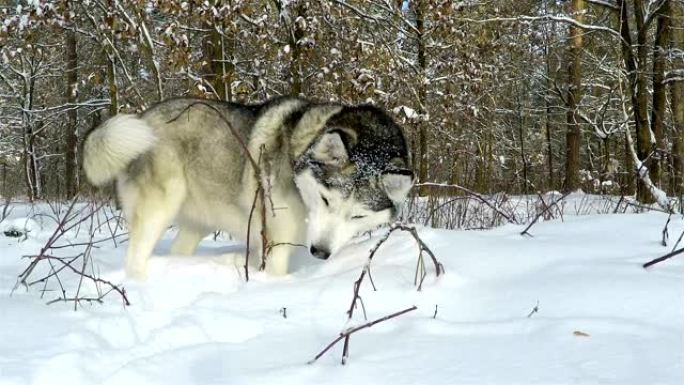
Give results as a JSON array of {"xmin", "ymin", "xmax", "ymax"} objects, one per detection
[
  {"xmin": 294, "ymin": 106, "xmax": 413, "ymax": 259},
  {"xmin": 295, "ymin": 167, "xmax": 412, "ymax": 259}
]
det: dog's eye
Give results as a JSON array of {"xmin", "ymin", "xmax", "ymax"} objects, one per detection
[
  {"xmin": 321, "ymin": 195, "xmax": 329, "ymax": 206},
  {"xmin": 351, "ymin": 215, "xmax": 367, "ymax": 220}
]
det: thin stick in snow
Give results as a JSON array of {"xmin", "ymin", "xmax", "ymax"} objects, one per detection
[
  {"xmin": 307, "ymin": 306, "xmax": 417, "ymax": 365},
  {"xmin": 520, "ymin": 192, "xmax": 570, "ymax": 237},
  {"xmin": 643, "ymin": 247, "xmax": 684, "ymax": 269},
  {"xmin": 13, "ymin": 194, "xmax": 130, "ymax": 308},
  {"xmin": 662, "ymin": 214, "xmax": 672, "ymax": 247},
  {"xmin": 670, "ymin": 230, "xmax": 684, "ymax": 254},
  {"xmin": 310, "ymin": 223, "xmax": 443, "ymax": 365},
  {"xmin": 527, "ymin": 300, "xmax": 540, "ymax": 318},
  {"xmin": 416, "ymin": 182, "xmax": 517, "ymax": 224}
]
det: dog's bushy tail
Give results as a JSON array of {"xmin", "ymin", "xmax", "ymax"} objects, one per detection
[{"xmin": 83, "ymin": 114, "xmax": 157, "ymax": 186}]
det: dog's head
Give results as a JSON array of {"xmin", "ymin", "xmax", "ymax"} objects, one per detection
[{"xmin": 294, "ymin": 104, "xmax": 413, "ymax": 259}]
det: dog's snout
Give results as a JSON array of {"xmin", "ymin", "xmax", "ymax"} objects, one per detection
[{"xmin": 310, "ymin": 245, "xmax": 331, "ymax": 260}]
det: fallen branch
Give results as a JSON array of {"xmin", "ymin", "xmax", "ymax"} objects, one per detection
[
  {"xmin": 610, "ymin": 196, "xmax": 672, "ymax": 214},
  {"xmin": 670, "ymin": 229, "xmax": 684, "ymax": 253},
  {"xmin": 346, "ymin": 224, "xmax": 443, "ymax": 321},
  {"xmin": 416, "ymin": 182, "xmax": 516, "ymax": 224},
  {"xmin": 310, "ymin": 223, "xmax": 443, "ymax": 365},
  {"xmin": 520, "ymin": 192, "xmax": 571, "ymax": 237},
  {"xmin": 12, "ymin": 195, "xmax": 130, "ymax": 308},
  {"xmin": 643, "ymin": 247, "xmax": 684, "ymax": 269},
  {"xmin": 526, "ymin": 300, "xmax": 540, "ymax": 318},
  {"xmin": 391, "ymin": 224, "xmax": 444, "ymax": 289},
  {"xmin": 25, "ymin": 253, "xmax": 130, "ymax": 307},
  {"xmin": 308, "ymin": 305, "xmax": 417, "ymax": 365}
]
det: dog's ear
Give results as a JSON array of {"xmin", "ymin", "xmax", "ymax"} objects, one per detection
[
  {"xmin": 311, "ymin": 131, "xmax": 349, "ymax": 166},
  {"xmin": 382, "ymin": 170, "xmax": 414, "ymax": 203}
]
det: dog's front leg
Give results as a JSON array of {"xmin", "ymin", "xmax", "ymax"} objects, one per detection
[{"xmin": 262, "ymin": 205, "xmax": 306, "ymax": 275}]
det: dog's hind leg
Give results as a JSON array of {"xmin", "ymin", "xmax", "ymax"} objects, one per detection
[
  {"xmin": 170, "ymin": 225, "xmax": 209, "ymax": 256},
  {"xmin": 120, "ymin": 177, "xmax": 186, "ymax": 279}
]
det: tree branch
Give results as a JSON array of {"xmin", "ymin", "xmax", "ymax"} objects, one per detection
[{"xmin": 308, "ymin": 305, "xmax": 417, "ymax": 364}]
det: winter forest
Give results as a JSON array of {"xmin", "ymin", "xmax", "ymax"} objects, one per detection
[
  {"xmin": 2, "ymin": 1, "xmax": 684, "ymax": 384},
  {"xmin": 0, "ymin": 0, "xmax": 681, "ymax": 206}
]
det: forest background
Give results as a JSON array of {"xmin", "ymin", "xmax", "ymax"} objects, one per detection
[{"xmin": 0, "ymin": 0, "xmax": 683, "ymax": 211}]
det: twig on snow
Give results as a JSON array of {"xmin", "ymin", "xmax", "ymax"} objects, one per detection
[
  {"xmin": 643, "ymin": 247, "xmax": 684, "ymax": 269},
  {"xmin": 308, "ymin": 306, "xmax": 417, "ymax": 365},
  {"xmin": 346, "ymin": 224, "xmax": 443, "ymax": 322},
  {"xmin": 520, "ymin": 192, "xmax": 571, "ymax": 237},
  {"xmin": 310, "ymin": 223, "xmax": 443, "ymax": 365},
  {"xmin": 670, "ymin": 229, "xmax": 684, "ymax": 253},
  {"xmin": 527, "ymin": 300, "xmax": 540, "ymax": 318},
  {"xmin": 661, "ymin": 213, "xmax": 671, "ymax": 247},
  {"xmin": 12, "ymin": 195, "xmax": 130, "ymax": 308},
  {"xmin": 416, "ymin": 182, "xmax": 516, "ymax": 224}
]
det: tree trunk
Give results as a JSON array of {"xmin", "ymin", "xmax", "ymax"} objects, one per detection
[
  {"xmin": 136, "ymin": 8, "xmax": 163, "ymax": 102},
  {"xmin": 671, "ymin": 1, "xmax": 684, "ymax": 196},
  {"xmin": 64, "ymin": 8, "xmax": 79, "ymax": 199},
  {"xmin": 650, "ymin": 0, "xmax": 670, "ymax": 187},
  {"xmin": 622, "ymin": 131, "xmax": 636, "ymax": 195},
  {"xmin": 414, "ymin": 0, "xmax": 429, "ymax": 196},
  {"xmin": 543, "ymin": 5, "xmax": 557, "ymax": 191},
  {"xmin": 631, "ymin": 0, "xmax": 656, "ymax": 202},
  {"xmin": 517, "ymin": 91, "xmax": 529, "ymax": 195},
  {"xmin": 563, "ymin": 0, "xmax": 584, "ymax": 192},
  {"xmin": 22, "ymin": 128, "xmax": 35, "ymax": 201},
  {"xmin": 1, "ymin": 162, "xmax": 7, "ymax": 198},
  {"xmin": 288, "ymin": 1, "xmax": 307, "ymax": 96},
  {"xmin": 22, "ymin": 52, "xmax": 40, "ymax": 201},
  {"xmin": 202, "ymin": 26, "xmax": 229, "ymax": 100},
  {"xmin": 106, "ymin": 0, "xmax": 118, "ymax": 115},
  {"xmin": 616, "ymin": 0, "xmax": 656, "ymax": 202},
  {"xmin": 545, "ymin": 68, "xmax": 555, "ymax": 191}
]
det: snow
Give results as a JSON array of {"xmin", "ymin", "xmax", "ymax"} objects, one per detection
[
  {"xmin": 633, "ymin": 161, "xmax": 671, "ymax": 212},
  {"xmin": 1, "ymin": 203, "xmax": 684, "ymax": 384},
  {"xmin": 392, "ymin": 105, "xmax": 419, "ymax": 120}
]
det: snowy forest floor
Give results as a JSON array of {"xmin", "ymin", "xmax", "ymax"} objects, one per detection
[{"xmin": 1, "ymin": 198, "xmax": 683, "ymax": 385}]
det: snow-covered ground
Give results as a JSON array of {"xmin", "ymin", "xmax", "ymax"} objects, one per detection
[{"xmin": 1, "ymin": 202, "xmax": 684, "ymax": 385}]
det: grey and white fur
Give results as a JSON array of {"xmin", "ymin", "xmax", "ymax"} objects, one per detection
[{"xmin": 83, "ymin": 97, "xmax": 413, "ymax": 278}]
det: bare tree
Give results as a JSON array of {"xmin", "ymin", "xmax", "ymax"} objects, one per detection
[
  {"xmin": 671, "ymin": 1, "xmax": 684, "ymax": 196},
  {"xmin": 563, "ymin": 0, "xmax": 585, "ymax": 192},
  {"xmin": 64, "ymin": 3, "xmax": 79, "ymax": 198},
  {"xmin": 0, "ymin": 0, "xmax": 682, "ymax": 210},
  {"xmin": 650, "ymin": 0, "xmax": 670, "ymax": 187}
]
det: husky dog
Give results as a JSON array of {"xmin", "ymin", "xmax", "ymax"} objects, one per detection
[{"xmin": 83, "ymin": 97, "xmax": 413, "ymax": 277}]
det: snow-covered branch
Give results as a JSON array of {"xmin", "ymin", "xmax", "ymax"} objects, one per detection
[{"xmin": 454, "ymin": 14, "xmax": 625, "ymax": 42}]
